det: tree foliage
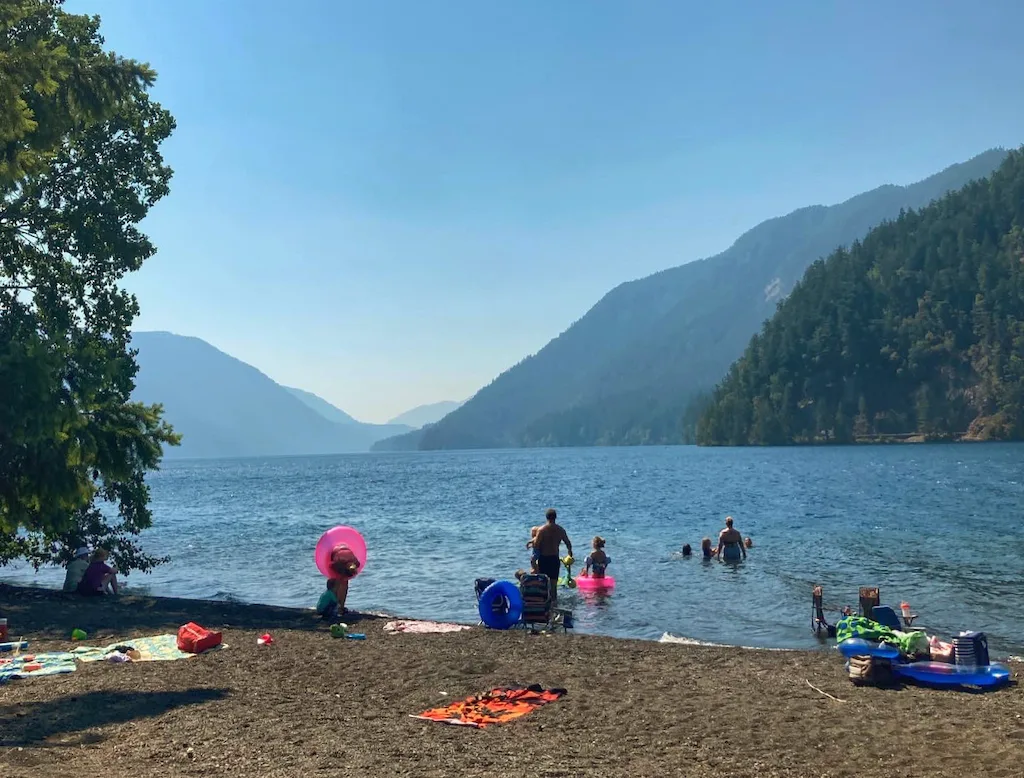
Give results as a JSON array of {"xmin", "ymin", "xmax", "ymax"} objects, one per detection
[
  {"xmin": 0, "ymin": 0, "xmax": 178, "ymax": 573},
  {"xmin": 697, "ymin": 150, "xmax": 1024, "ymax": 446}
]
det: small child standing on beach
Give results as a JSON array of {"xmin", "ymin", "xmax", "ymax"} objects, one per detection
[{"xmin": 582, "ymin": 536, "xmax": 610, "ymax": 578}]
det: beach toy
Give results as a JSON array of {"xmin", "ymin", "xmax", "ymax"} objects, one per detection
[
  {"xmin": 478, "ymin": 581, "xmax": 524, "ymax": 630},
  {"xmin": 23, "ymin": 662, "xmax": 42, "ymax": 672},
  {"xmin": 71, "ymin": 628, "xmax": 87, "ymax": 641},
  {"xmin": 257, "ymin": 633, "xmax": 273, "ymax": 646},
  {"xmin": 330, "ymin": 623, "xmax": 348, "ymax": 638},
  {"xmin": 575, "ymin": 574, "xmax": 616, "ymax": 592},
  {"xmin": 315, "ymin": 526, "xmax": 367, "ymax": 579},
  {"xmin": 837, "ymin": 638, "xmax": 901, "ymax": 661},
  {"xmin": 892, "ymin": 661, "xmax": 1011, "ymax": 688},
  {"xmin": 345, "ymin": 633, "xmax": 366, "ymax": 640}
]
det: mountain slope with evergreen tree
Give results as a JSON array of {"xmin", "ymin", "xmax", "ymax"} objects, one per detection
[
  {"xmin": 697, "ymin": 149, "xmax": 1024, "ymax": 445},
  {"xmin": 377, "ymin": 149, "xmax": 1008, "ymax": 451}
]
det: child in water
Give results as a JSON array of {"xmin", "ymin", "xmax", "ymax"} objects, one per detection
[
  {"xmin": 582, "ymin": 536, "xmax": 610, "ymax": 578},
  {"xmin": 525, "ymin": 525, "xmax": 542, "ymax": 573},
  {"xmin": 701, "ymin": 537, "xmax": 714, "ymax": 560}
]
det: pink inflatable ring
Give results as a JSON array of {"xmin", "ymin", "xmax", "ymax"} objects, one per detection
[
  {"xmin": 315, "ymin": 526, "xmax": 367, "ymax": 579},
  {"xmin": 576, "ymin": 574, "xmax": 615, "ymax": 591}
]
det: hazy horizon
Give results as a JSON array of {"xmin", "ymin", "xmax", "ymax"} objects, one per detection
[{"xmin": 75, "ymin": 0, "xmax": 1024, "ymax": 422}]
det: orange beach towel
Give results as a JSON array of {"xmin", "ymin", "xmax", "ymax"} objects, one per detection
[{"xmin": 412, "ymin": 685, "xmax": 567, "ymax": 728}]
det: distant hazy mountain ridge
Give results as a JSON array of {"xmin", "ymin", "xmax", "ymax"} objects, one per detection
[{"xmin": 130, "ymin": 331, "xmax": 411, "ymax": 458}]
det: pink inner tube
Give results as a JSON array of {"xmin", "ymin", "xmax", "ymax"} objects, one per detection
[
  {"xmin": 575, "ymin": 574, "xmax": 615, "ymax": 591},
  {"xmin": 315, "ymin": 526, "xmax": 367, "ymax": 579}
]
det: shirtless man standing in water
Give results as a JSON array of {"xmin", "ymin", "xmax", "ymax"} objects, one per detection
[
  {"xmin": 715, "ymin": 516, "xmax": 747, "ymax": 562},
  {"xmin": 532, "ymin": 508, "xmax": 573, "ymax": 600}
]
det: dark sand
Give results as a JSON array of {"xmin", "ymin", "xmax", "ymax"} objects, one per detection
[{"xmin": 1, "ymin": 583, "xmax": 1021, "ymax": 777}]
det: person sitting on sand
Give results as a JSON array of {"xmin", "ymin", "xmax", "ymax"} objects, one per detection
[
  {"xmin": 324, "ymin": 546, "xmax": 360, "ymax": 617},
  {"xmin": 701, "ymin": 537, "xmax": 714, "ymax": 560},
  {"xmin": 681, "ymin": 544, "xmax": 692, "ymax": 558},
  {"xmin": 77, "ymin": 548, "xmax": 119, "ymax": 595},
  {"xmin": 316, "ymin": 577, "xmax": 349, "ymax": 620},
  {"xmin": 715, "ymin": 517, "xmax": 747, "ymax": 562},
  {"xmin": 532, "ymin": 508, "xmax": 573, "ymax": 600},
  {"xmin": 582, "ymin": 536, "xmax": 610, "ymax": 578},
  {"xmin": 744, "ymin": 536, "xmax": 753, "ymax": 549},
  {"xmin": 63, "ymin": 546, "xmax": 91, "ymax": 593}
]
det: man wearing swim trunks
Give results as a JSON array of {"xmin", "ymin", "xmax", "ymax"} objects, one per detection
[
  {"xmin": 715, "ymin": 516, "xmax": 747, "ymax": 562},
  {"xmin": 532, "ymin": 508, "xmax": 573, "ymax": 600}
]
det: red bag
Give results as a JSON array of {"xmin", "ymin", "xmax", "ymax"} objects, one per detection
[{"xmin": 176, "ymin": 622, "xmax": 222, "ymax": 654}]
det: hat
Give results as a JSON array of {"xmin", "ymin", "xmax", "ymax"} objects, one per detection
[{"xmin": 74, "ymin": 546, "xmax": 91, "ymax": 559}]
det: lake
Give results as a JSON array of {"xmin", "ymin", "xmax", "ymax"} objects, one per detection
[{"xmin": 4, "ymin": 444, "xmax": 1023, "ymax": 655}]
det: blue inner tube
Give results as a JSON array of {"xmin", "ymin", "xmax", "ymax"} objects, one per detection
[
  {"xmin": 893, "ymin": 661, "xmax": 1012, "ymax": 688},
  {"xmin": 478, "ymin": 580, "xmax": 524, "ymax": 630},
  {"xmin": 838, "ymin": 638, "xmax": 901, "ymax": 660}
]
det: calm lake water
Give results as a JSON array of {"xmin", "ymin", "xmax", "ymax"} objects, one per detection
[{"xmin": 5, "ymin": 445, "xmax": 1023, "ymax": 655}]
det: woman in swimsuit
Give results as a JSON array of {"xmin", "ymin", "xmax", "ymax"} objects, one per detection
[
  {"xmin": 714, "ymin": 516, "xmax": 746, "ymax": 562},
  {"xmin": 582, "ymin": 536, "xmax": 610, "ymax": 578}
]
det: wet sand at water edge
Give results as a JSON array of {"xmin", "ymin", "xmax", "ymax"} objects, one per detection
[{"xmin": 1, "ymin": 583, "xmax": 1021, "ymax": 777}]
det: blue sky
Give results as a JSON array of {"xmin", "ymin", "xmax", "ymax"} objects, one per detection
[{"xmin": 72, "ymin": 0, "xmax": 1024, "ymax": 422}]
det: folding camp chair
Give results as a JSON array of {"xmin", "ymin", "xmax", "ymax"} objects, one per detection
[
  {"xmin": 858, "ymin": 586, "xmax": 880, "ymax": 617},
  {"xmin": 517, "ymin": 574, "xmax": 570, "ymax": 633},
  {"xmin": 811, "ymin": 585, "xmax": 836, "ymax": 638}
]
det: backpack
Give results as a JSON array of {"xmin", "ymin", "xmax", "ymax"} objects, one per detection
[{"xmin": 847, "ymin": 655, "xmax": 893, "ymax": 686}]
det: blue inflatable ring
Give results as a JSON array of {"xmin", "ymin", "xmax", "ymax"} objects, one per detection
[{"xmin": 478, "ymin": 580, "xmax": 523, "ymax": 630}]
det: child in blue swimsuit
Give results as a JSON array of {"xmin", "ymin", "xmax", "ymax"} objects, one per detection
[{"xmin": 583, "ymin": 536, "xmax": 610, "ymax": 578}]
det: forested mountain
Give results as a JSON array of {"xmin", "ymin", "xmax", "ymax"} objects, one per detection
[
  {"xmin": 697, "ymin": 150, "xmax": 1024, "ymax": 446},
  {"xmin": 130, "ymin": 332, "xmax": 411, "ymax": 458},
  {"xmin": 376, "ymin": 149, "xmax": 1008, "ymax": 450}
]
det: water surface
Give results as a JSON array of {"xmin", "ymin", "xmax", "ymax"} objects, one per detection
[{"xmin": 5, "ymin": 444, "xmax": 1023, "ymax": 654}]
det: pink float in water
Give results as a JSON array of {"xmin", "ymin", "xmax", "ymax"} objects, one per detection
[
  {"xmin": 575, "ymin": 574, "xmax": 615, "ymax": 591},
  {"xmin": 315, "ymin": 526, "xmax": 367, "ymax": 579}
]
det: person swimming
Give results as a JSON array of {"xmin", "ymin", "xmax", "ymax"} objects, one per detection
[
  {"xmin": 744, "ymin": 536, "xmax": 753, "ymax": 549},
  {"xmin": 700, "ymin": 537, "xmax": 714, "ymax": 560},
  {"xmin": 681, "ymin": 543, "xmax": 692, "ymax": 558},
  {"xmin": 582, "ymin": 536, "xmax": 610, "ymax": 578},
  {"xmin": 715, "ymin": 516, "xmax": 746, "ymax": 562}
]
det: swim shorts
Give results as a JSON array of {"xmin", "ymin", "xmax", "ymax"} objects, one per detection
[{"xmin": 536, "ymin": 554, "xmax": 560, "ymax": 582}]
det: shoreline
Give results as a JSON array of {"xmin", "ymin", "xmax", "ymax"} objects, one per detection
[{"xmin": 2, "ymin": 582, "xmax": 1022, "ymax": 777}]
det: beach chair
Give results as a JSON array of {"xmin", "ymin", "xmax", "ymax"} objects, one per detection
[
  {"xmin": 870, "ymin": 605, "xmax": 903, "ymax": 631},
  {"xmin": 517, "ymin": 574, "xmax": 569, "ymax": 633},
  {"xmin": 858, "ymin": 586, "xmax": 880, "ymax": 617},
  {"xmin": 475, "ymin": 577, "xmax": 502, "ymax": 626},
  {"xmin": 811, "ymin": 585, "xmax": 836, "ymax": 638}
]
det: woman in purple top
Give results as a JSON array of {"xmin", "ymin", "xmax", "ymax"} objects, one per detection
[{"xmin": 77, "ymin": 548, "xmax": 119, "ymax": 595}]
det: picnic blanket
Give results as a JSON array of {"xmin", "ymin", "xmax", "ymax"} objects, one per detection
[
  {"xmin": 412, "ymin": 685, "xmax": 566, "ymax": 728},
  {"xmin": 0, "ymin": 651, "xmax": 78, "ymax": 682},
  {"xmin": 74, "ymin": 633, "xmax": 227, "ymax": 662},
  {"xmin": 384, "ymin": 620, "xmax": 472, "ymax": 635}
]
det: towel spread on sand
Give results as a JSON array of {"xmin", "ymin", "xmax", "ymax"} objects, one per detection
[
  {"xmin": 383, "ymin": 620, "xmax": 472, "ymax": 634},
  {"xmin": 412, "ymin": 685, "xmax": 567, "ymax": 728},
  {"xmin": 0, "ymin": 651, "xmax": 78, "ymax": 682},
  {"xmin": 74, "ymin": 633, "xmax": 227, "ymax": 662}
]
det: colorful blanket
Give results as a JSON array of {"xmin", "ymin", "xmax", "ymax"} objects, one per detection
[
  {"xmin": 412, "ymin": 685, "xmax": 566, "ymax": 728},
  {"xmin": 384, "ymin": 620, "xmax": 472, "ymax": 635},
  {"xmin": 74, "ymin": 633, "xmax": 226, "ymax": 662},
  {"xmin": 836, "ymin": 616, "xmax": 928, "ymax": 656},
  {"xmin": 0, "ymin": 651, "xmax": 77, "ymax": 682}
]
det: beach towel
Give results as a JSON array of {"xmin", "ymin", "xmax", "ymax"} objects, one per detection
[
  {"xmin": 411, "ymin": 685, "xmax": 566, "ymax": 728},
  {"xmin": 835, "ymin": 616, "xmax": 928, "ymax": 656},
  {"xmin": 0, "ymin": 651, "xmax": 78, "ymax": 683},
  {"xmin": 74, "ymin": 633, "xmax": 227, "ymax": 662},
  {"xmin": 383, "ymin": 620, "xmax": 472, "ymax": 635}
]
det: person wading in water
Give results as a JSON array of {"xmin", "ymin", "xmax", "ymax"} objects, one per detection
[
  {"xmin": 532, "ymin": 508, "xmax": 573, "ymax": 601},
  {"xmin": 715, "ymin": 516, "xmax": 747, "ymax": 562}
]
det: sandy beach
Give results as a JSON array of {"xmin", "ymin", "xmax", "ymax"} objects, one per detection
[{"xmin": 0, "ymin": 583, "xmax": 1021, "ymax": 778}]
